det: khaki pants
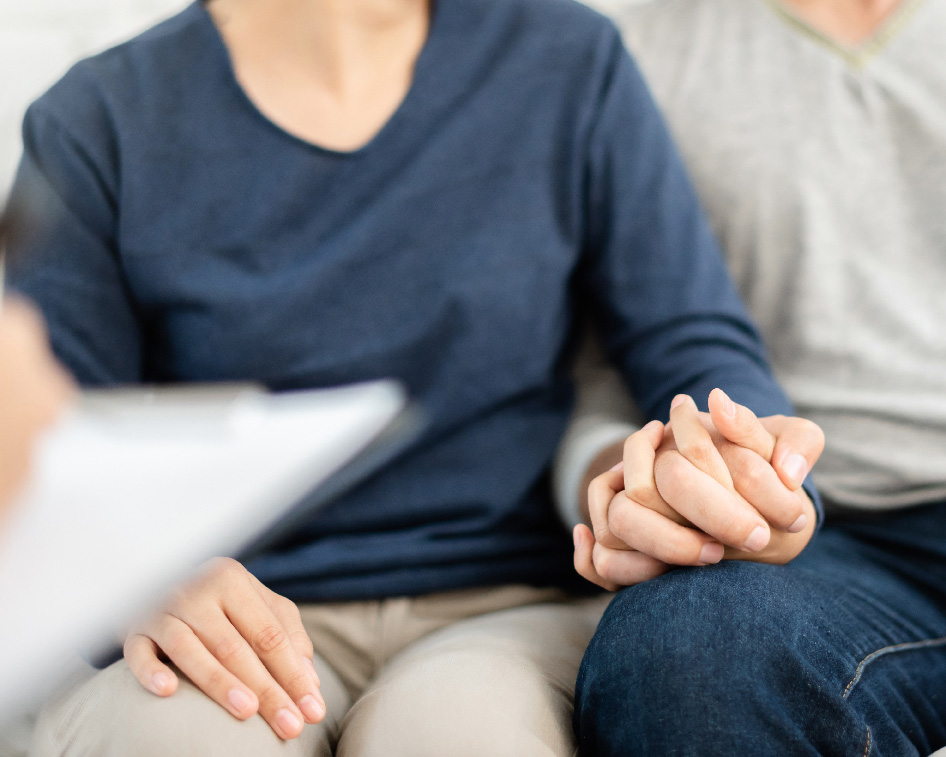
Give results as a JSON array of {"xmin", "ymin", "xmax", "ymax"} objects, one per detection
[{"xmin": 31, "ymin": 585, "xmax": 609, "ymax": 757}]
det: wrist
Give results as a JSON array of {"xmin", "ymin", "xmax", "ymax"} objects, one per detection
[{"xmin": 553, "ymin": 419, "xmax": 637, "ymax": 528}]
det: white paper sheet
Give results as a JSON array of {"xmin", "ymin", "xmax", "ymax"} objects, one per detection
[{"xmin": 0, "ymin": 380, "xmax": 407, "ymax": 715}]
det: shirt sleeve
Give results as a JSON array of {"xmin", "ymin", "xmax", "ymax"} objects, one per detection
[
  {"xmin": 5, "ymin": 99, "xmax": 146, "ymax": 386},
  {"xmin": 553, "ymin": 329, "xmax": 640, "ymax": 528},
  {"xmin": 576, "ymin": 24, "xmax": 824, "ymax": 524}
]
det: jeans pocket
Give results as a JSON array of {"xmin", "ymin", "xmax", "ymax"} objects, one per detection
[{"xmin": 843, "ymin": 635, "xmax": 946, "ymax": 700}]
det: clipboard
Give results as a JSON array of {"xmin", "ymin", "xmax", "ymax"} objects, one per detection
[{"xmin": 0, "ymin": 380, "xmax": 417, "ymax": 716}]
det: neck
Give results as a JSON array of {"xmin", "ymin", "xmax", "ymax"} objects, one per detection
[
  {"xmin": 206, "ymin": 0, "xmax": 430, "ymax": 95},
  {"xmin": 781, "ymin": 0, "xmax": 905, "ymax": 44}
]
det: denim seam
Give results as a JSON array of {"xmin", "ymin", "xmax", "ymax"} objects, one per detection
[
  {"xmin": 863, "ymin": 725, "xmax": 872, "ymax": 757},
  {"xmin": 842, "ymin": 635, "xmax": 946, "ymax": 699}
]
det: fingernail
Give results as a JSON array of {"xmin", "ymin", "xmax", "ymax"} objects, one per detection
[
  {"xmin": 299, "ymin": 694, "xmax": 324, "ymax": 722},
  {"xmin": 609, "ymin": 461, "xmax": 623, "ymax": 472},
  {"xmin": 743, "ymin": 525, "xmax": 770, "ymax": 552},
  {"xmin": 276, "ymin": 708, "xmax": 302, "ymax": 737},
  {"xmin": 782, "ymin": 454, "xmax": 808, "ymax": 486},
  {"xmin": 719, "ymin": 389, "xmax": 736, "ymax": 417},
  {"xmin": 788, "ymin": 514, "xmax": 808, "ymax": 533},
  {"xmin": 228, "ymin": 688, "xmax": 254, "ymax": 715},
  {"xmin": 699, "ymin": 543, "xmax": 724, "ymax": 565},
  {"xmin": 670, "ymin": 394, "xmax": 687, "ymax": 410},
  {"xmin": 151, "ymin": 672, "xmax": 170, "ymax": 694}
]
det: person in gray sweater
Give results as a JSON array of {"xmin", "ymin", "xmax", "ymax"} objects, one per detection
[{"xmin": 563, "ymin": 0, "xmax": 946, "ymax": 753}]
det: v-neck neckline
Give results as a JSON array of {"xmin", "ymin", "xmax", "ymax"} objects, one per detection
[
  {"xmin": 763, "ymin": 0, "xmax": 928, "ymax": 68},
  {"xmin": 193, "ymin": 0, "xmax": 446, "ymax": 159}
]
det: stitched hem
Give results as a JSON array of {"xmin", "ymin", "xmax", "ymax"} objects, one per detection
[{"xmin": 843, "ymin": 636, "xmax": 946, "ymax": 699}]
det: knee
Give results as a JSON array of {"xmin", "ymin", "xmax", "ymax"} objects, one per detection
[
  {"xmin": 342, "ymin": 648, "xmax": 571, "ymax": 757},
  {"xmin": 576, "ymin": 563, "xmax": 814, "ymax": 735},
  {"xmin": 33, "ymin": 661, "xmax": 321, "ymax": 757}
]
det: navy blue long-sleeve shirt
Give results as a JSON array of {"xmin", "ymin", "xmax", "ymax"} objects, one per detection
[{"xmin": 7, "ymin": 0, "xmax": 805, "ymax": 600}]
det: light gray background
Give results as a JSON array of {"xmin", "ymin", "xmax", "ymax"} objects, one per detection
[{"xmin": 0, "ymin": 0, "xmax": 191, "ymax": 199}]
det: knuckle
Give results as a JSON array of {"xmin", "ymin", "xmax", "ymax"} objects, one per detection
[
  {"xmin": 152, "ymin": 613, "xmax": 180, "ymax": 638},
  {"xmin": 123, "ymin": 634, "xmax": 149, "ymax": 661},
  {"xmin": 283, "ymin": 667, "xmax": 312, "ymax": 695},
  {"xmin": 609, "ymin": 488, "xmax": 634, "ymax": 519},
  {"xmin": 655, "ymin": 545, "xmax": 689, "ymax": 566},
  {"xmin": 722, "ymin": 444, "xmax": 749, "ymax": 472},
  {"xmin": 213, "ymin": 636, "xmax": 246, "ymax": 666},
  {"xmin": 721, "ymin": 511, "xmax": 752, "ymax": 541},
  {"xmin": 253, "ymin": 624, "xmax": 290, "ymax": 656},
  {"xmin": 736, "ymin": 454, "xmax": 768, "ymax": 489},
  {"xmin": 607, "ymin": 502, "xmax": 634, "ymax": 542},
  {"xmin": 593, "ymin": 493, "xmax": 626, "ymax": 543},
  {"xmin": 202, "ymin": 557, "xmax": 244, "ymax": 593},
  {"xmin": 654, "ymin": 452, "xmax": 690, "ymax": 496},
  {"xmin": 588, "ymin": 473, "xmax": 608, "ymax": 492},
  {"xmin": 593, "ymin": 550, "xmax": 615, "ymax": 581},
  {"xmin": 672, "ymin": 537, "xmax": 705, "ymax": 566},
  {"xmin": 204, "ymin": 667, "xmax": 229, "ymax": 695},
  {"xmin": 701, "ymin": 506, "xmax": 752, "ymax": 547},
  {"xmin": 255, "ymin": 681, "xmax": 289, "ymax": 710},
  {"xmin": 592, "ymin": 522, "xmax": 612, "ymax": 545},
  {"xmin": 624, "ymin": 476, "xmax": 655, "ymax": 506},
  {"xmin": 677, "ymin": 438, "xmax": 715, "ymax": 466},
  {"xmin": 652, "ymin": 451, "xmax": 672, "ymax": 480},
  {"xmin": 162, "ymin": 630, "xmax": 192, "ymax": 660},
  {"xmin": 638, "ymin": 530, "xmax": 689, "ymax": 565}
]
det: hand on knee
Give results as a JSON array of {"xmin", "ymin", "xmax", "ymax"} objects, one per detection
[{"xmin": 123, "ymin": 557, "xmax": 325, "ymax": 740}]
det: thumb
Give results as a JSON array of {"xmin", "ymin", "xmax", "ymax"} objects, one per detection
[
  {"xmin": 760, "ymin": 415, "xmax": 826, "ymax": 490},
  {"xmin": 707, "ymin": 388, "xmax": 776, "ymax": 461}
]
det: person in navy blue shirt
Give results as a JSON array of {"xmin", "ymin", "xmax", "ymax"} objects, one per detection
[{"xmin": 9, "ymin": 0, "xmax": 821, "ymax": 753}]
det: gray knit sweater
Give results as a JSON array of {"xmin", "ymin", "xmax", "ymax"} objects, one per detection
[{"xmin": 559, "ymin": 0, "xmax": 946, "ymax": 515}]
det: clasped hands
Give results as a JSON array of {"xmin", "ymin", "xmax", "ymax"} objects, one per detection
[{"xmin": 574, "ymin": 388, "xmax": 824, "ymax": 591}]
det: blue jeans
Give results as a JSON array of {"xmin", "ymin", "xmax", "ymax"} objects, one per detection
[{"xmin": 574, "ymin": 503, "xmax": 946, "ymax": 756}]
